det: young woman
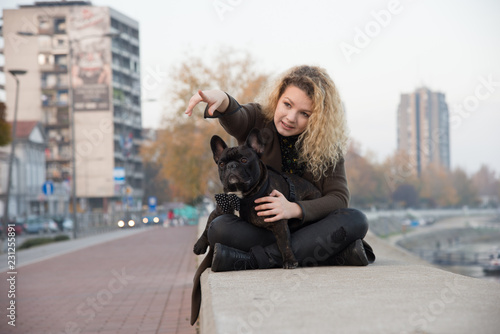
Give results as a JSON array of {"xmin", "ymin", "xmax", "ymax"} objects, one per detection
[{"xmin": 186, "ymin": 65, "xmax": 375, "ymax": 324}]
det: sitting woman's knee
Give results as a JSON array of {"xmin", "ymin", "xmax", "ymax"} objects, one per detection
[
  {"xmin": 347, "ymin": 208, "xmax": 369, "ymax": 236},
  {"xmin": 333, "ymin": 208, "xmax": 368, "ymax": 238},
  {"xmin": 207, "ymin": 214, "xmax": 236, "ymax": 246}
]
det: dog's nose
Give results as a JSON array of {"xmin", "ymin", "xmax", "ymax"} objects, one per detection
[{"xmin": 227, "ymin": 162, "xmax": 238, "ymax": 170}]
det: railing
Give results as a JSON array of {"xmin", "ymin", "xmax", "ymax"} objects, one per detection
[{"xmin": 412, "ymin": 249, "xmax": 494, "ymax": 266}]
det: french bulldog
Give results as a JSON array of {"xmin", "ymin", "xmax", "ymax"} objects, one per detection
[{"xmin": 193, "ymin": 128, "xmax": 321, "ymax": 269}]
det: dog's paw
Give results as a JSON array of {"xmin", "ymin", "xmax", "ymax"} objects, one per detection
[
  {"xmin": 193, "ymin": 240, "xmax": 209, "ymax": 255},
  {"xmin": 283, "ymin": 260, "xmax": 298, "ymax": 269}
]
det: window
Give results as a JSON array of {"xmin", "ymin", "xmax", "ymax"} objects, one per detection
[
  {"xmin": 38, "ymin": 54, "xmax": 52, "ymax": 65},
  {"xmin": 41, "ymin": 73, "xmax": 57, "ymax": 88},
  {"xmin": 54, "ymin": 18, "xmax": 66, "ymax": 34},
  {"xmin": 57, "ymin": 90, "xmax": 69, "ymax": 105},
  {"xmin": 53, "ymin": 37, "xmax": 67, "ymax": 49},
  {"xmin": 38, "ymin": 17, "xmax": 51, "ymax": 34},
  {"xmin": 54, "ymin": 54, "xmax": 68, "ymax": 69}
]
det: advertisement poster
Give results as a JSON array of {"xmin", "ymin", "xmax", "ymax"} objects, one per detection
[{"xmin": 68, "ymin": 7, "xmax": 111, "ymax": 111}]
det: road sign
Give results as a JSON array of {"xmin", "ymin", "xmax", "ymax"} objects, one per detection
[
  {"xmin": 148, "ymin": 196, "xmax": 157, "ymax": 212},
  {"xmin": 113, "ymin": 167, "xmax": 125, "ymax": 185},
  {"xmin": 42, "ymin": 181, "xmax": 54, "ymax": 195}
]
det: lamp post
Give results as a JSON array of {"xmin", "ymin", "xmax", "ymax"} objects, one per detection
[
  {"xmin": 68, "ymin": 38, "xmax": 78, "ymax": 239},
  {"xmin": 18, "ymin": 31, "xmax": 119, "ymax": 239},
  {"xmin": 2, "ymin": 70, "xmax": 27, "ymax": 238}
]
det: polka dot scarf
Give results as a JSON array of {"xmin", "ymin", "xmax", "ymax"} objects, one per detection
[{"xmin": 215, "ymin": 193, "xmax": 240, "ymax": 213}]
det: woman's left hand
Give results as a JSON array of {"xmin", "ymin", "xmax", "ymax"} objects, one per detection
[{"xmin": 254, "ymin": 190, "xmax": 303, "ymax": 222}]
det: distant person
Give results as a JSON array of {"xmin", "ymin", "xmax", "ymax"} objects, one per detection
[
  {"xmin": 186, "ymin": 65, "xmax": 375, "ymax": 324},
  {"xmin": 167, "ymin": 210, "xmax": 175, "ymax": 227}
]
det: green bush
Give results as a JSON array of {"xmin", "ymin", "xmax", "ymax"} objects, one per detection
[
  {"xmin": 19, "ymin": 234, "xmax": 70, "ymax": 249},
  {"xmin": 19, "ymin": 237, "xmax": 54, "ymax": 249},
  {"xmin": 53, "ymin": 234, "xmax": 70, "ymax": 242}
]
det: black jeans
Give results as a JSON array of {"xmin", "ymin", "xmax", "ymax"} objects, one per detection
[{"xmin": 207, "ymin": 208, "xmax": 370, "ymax": 268}]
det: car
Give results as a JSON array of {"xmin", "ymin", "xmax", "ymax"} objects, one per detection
[
  {"xmin": 62, "ymin": 218, "xmax": 74, "ymax": 231},
  {"xmin": 45, "ymin": 219, "xmax": 59, "ymax": 233},
  {"xmin": 0, "ymin": 221, "xmax": 25, "ymax": 236},
  {"xmin": 141, "ymin": 215, "xmax": 162, "ymax": 226},
  {"xmin": 117, "ymin": 214, "xmax": 138, "ymax": 228},
  {"xmin": 25, "ymin": 218, "xmax": 46, "ymax": 234}
]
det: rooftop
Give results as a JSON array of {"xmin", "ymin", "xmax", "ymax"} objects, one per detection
[{"xmin": 20, "ymin": 1, "xmax": 91, "ymax": 8}]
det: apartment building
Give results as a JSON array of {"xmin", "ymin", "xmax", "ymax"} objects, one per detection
[
  {"xmin": 397, "ymin": 87, "xmax": 450, "ymax": 175},
  {"xmin": 2, "ymin": 1, "xmax": 143, "ymax": 212}
]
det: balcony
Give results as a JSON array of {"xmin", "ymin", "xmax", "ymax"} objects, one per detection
[
  {"xmin": 46, "ymin": 154, "xmax": 71, "ymax": 163},
  {"xmin": 39, "ymin": 64, "xmax": 68, "ymax": 73},
  {"xmin": 114, "ymin": 151, "xmax": 125, "ymax": 161},
  {"xmin": 132, "ymin": 171, "xmax": 144, "ymax": 179},
  {"xmin": 42, "ymin": 100, "xmax": 69, "ymax": 108}
]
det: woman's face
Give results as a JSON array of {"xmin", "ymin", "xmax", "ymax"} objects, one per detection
[{"xmin": 274, "ymin": 85, "xmax": 313, "ymax": 137}]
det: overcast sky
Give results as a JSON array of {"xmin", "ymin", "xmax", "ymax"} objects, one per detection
[{"xmin": 2, "ymin": 0, "xmax": 500, "ymax": 174}]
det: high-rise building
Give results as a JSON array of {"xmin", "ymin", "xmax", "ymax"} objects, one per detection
[
  {"xmin": 397, "ymin": 87, "xmax": 450, "ymax": 175},
  {"xmin": 3, "ymin": 1, "xmax": 143, "ymax": 212}
]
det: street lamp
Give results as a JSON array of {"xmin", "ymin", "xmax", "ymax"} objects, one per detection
[
  {"xmin": 2, "ymin": 70, "xmax": 27, "ymax": 238},
  {"xmin": 18, "ymin": 31, "xmax": 120, "ymax": 239}
]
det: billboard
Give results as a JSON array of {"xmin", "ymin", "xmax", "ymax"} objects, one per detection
[{"xmin": 68, "ymin": 7, "xmax": 111, "ymax": 111}]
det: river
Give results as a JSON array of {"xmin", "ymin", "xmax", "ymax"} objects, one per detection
[{"xmin": 440, "ymin": 240, "xmax": 500, "ymax": 284}]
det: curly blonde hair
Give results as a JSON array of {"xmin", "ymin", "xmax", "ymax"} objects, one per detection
[{"xmin": 261, "ymin": 65, "xmax": 349, "ymax": 180}]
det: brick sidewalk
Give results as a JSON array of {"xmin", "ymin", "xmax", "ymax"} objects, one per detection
[{"xmin": 0, "ymin": 226, "xmax": 199, "ymax": 334}]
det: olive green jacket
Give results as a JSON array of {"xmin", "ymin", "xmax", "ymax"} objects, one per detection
[{"xmin": 205, "ymin": 94, "xmax": 350, "ymax": 223}]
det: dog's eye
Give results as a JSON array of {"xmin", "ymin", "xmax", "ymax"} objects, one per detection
[
  {"xmin": 240, "ymin": 158, "xmax": 248, "ymax": 164},
  {"xmin": 219, "ymin": 162, "xmax": 225, "ymax": 168}
]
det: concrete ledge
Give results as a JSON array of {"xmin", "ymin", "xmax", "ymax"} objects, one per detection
[{"xmin": 198, "ymin": 232, "xmax": 500, "ymax": 334}]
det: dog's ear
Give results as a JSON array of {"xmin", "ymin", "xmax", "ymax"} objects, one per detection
[
  {"xmin": 246, "ymin": 128, "xmax": 265, "ymax": 156},
  {"xmin": 210, "ymin": 135, "xmax": 227, "ymax": 164}
]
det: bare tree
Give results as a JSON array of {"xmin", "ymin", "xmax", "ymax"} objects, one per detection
[{"xmin": 144, "ymin": 48, "xmax": 270, "ymax": 202}]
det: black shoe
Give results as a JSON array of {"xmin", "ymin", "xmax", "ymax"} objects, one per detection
[
  {"xmin": 331, "ymin": 239, "xmax": 369, "ymax": 266},
  {"xmin": 211, "ymin": 243, "xmax": 257, "ymax": 272}
]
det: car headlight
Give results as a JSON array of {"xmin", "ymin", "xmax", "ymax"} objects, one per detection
[
  {"xmin": 143, "ymin": 218, "xmax": 148, "ymax": 224},
  {"xmin": 128, "ymin": 220, "xmax": 135, "ymax": 227},
  {"xmin": 118, "ymin": 220, "xmax": 125, "ymax": 228},
  {"xmin": 153, "ymin": 217, "xmax": 159, "ymax": 223}
]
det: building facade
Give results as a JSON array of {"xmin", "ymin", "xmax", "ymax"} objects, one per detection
[
  {"xmin": 2, "ymin": 1, "xmax": 143, "ymax": 213},
  {"xmin": 397, "ymin": 87, "xmax": 450, "ymax": 175},
  {"xmin": 0, "ymin": 121, "xmax": 47, "ymax": 219}
]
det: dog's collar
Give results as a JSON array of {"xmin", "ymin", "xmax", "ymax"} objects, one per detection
[{"xmin": 241, "ymin": 176, "xmax": 270, "ymax": 205}]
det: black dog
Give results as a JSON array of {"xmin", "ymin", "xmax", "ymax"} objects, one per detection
[{"xmin": 193, "ymin": 128, "xmax": 321, "ymax": 269}]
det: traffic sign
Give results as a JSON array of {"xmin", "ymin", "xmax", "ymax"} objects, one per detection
[
  {"xmin": 148, "ymin": 196, "xmax": 157, "ymax": 212},
  {"xmin": 42, "ymin": 181, "xmax": 54, "ymax": 195},
  {"xmin": 113, "ymin": 167, "xmax": 125, "ymax": 185}
]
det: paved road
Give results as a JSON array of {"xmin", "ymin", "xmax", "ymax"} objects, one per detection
[{"xmin": 0, "ymin": 225, "xmax": 198, "ymax": 334}]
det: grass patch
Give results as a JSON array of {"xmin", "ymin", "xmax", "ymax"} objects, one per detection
[{"xmin": 19, "ymin": 234, "xmax": 70, "ymax": 250}]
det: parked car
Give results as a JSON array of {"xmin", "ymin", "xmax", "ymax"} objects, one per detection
[
  {"xmin": 25, "ymin": 218, "xmax": 47, "ymax": 234},
  {"xmin": 24, "ymin": 217, "xmax": 58, "ymax": 234},
  {"xmin": 45, "ymin": 219, "xmax": 59, "ymax": 233},
  {"xmin": 0, "ymin": 221, "xmax": 25, "ymax": 236},
  {"xmin": 62, "ymin": 218, "xmax": 74, "ymax": 231}
]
